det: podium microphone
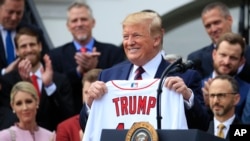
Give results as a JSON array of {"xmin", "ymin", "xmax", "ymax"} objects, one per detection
[
  {"xmin": 168, "ymin": 59, "xmax": 198, "ymax": 74},
  {"xmin": 156, "ymin": 58, "xmax": 198, "ymax": 129},
  {"xmin": 156, "ymin": 57, "xmax": 182, "ymax": 129}
]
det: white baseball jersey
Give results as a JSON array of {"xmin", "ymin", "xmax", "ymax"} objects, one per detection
[{"xmin": 83, "ymin": 79, "xmax": 188, "ymax": 141}]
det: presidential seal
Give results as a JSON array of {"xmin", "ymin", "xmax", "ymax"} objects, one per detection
[{"xmin": 126, "ymin": 122, "xmax": 158, "ymax": 141}]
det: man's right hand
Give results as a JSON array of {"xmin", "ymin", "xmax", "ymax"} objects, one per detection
[
  {"xmin": 18, "ymin": 58, "xmax": 32, "ymax": 81},
  {"xmin": 87, "ymin": 81, "xmax": 107, "ymax": 107},
  {"xmin": 4, "ymin": 58, "xmax": 20, "ymax": 74},
  {"xmin": 75, "ymin": 47, "xmax": 101, "ymax": 74}
]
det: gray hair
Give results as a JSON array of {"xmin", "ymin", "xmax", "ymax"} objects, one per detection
[
  {"xmin": 67, "ymin": 1, "xmax": 93, "ymax": 20},
  {"xmin": 202, "ymin": 2, "xmax": 231, "ymax": 18}
]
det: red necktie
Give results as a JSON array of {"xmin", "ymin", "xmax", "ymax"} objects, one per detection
[
  {"xmin": 134, "ymin": 66, "xmax": 145, "ymax": 80},
  {"xmin": 31, "ymin": 74, "xmax": 40, "ymax": 97},
  {"xmin": 80, "ymin": 47, "xmax": 87, "ymax": 53}
]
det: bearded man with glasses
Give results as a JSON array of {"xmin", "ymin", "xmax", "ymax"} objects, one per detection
[{"xmin": 206, "ymin": 74, "xmax": 241, "ymax": 140}]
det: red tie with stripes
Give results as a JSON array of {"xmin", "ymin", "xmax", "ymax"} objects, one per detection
[
  {"xmin": 31, "ymin": 74, "xmax": 40, "ymax": 97},
  {"xmin": 134, "ymin": 66, "xmax": 145, "ymax": 80}
]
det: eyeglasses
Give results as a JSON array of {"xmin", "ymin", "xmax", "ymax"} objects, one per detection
[{"xmin": 208, "ymin": 93, "xmax": 237, "ymax": 99}]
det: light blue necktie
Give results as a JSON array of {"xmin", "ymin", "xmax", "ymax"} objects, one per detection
[{"xmin": 6, "ymin": 30, "xmax": 15, "ymax": 65}]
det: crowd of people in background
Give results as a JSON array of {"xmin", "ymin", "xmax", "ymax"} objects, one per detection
[{"xmin": 0, "ymin": 0, "xmax": 249, "ymax": 141}]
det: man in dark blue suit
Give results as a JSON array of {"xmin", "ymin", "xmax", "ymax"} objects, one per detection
[
  {"xmin": 206, "ymin": 75, "xmax": 241, "ymax": 140},
  {"xmin": 187, "ymin": 2, "xmax": 250, "ymax": 83},
  {"xmin": 49, "ymin": 2, "xmax": 125, "ymax": 113},
  {"xmin": 80, "ymin": 11, "xmax": 210, "ymax": 132}
]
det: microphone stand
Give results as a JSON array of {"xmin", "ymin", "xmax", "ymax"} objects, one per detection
[{"xmin": 156, "ymin": 57, "xmax": 182, "ymax": 129}]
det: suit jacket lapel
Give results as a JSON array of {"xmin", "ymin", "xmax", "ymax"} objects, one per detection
[
  {"xmin": 208, "ymin": 117, "xmax": 241, "ymax": 140},
  {"xmin": 226, "ymin": 116, "xmax": 241, "ymax": 139},
  {"xmin": 154, "ymin": 57, "xmax": 170, "ymax": 78},
  {"xmin": 207, "ymin": 121, "xmax": 215, "ymax": 135},
  {"xmin": 118, "ymin": 61, "xmax": 133, "ymax": 80},
  {"xmin": 68, "ymin": 42, "xmax": 79, "ymax": 67}
]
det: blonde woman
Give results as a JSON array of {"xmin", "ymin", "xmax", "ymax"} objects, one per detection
[{"xmin": 0, "ymin": 81, "xmax": 54, "ymax": 140}]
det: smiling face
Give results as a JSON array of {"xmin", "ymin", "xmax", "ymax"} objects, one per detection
[
  {"xmin": 11, "ymin": 90, "xmax": 38, "ymax": 124},
  {"xmin": 10, "ymin": 82, "xmax": 39, "ymax": 126},
  {"xmin": 202, "ymin": 8, "xmax": 232, "ymax": 44},
  {"xmin": 122, "ymin": 12, "xmax": 162, "ymax": 66},
  {"xmin": 122, "ymin": 23, "xmax": 157, "ymax": 66},
  {"xmin": 212, "ymin": 41, "xmax": 244, "ymax": 76},
  {"xmin": 67, "ymin": 6, "xmax": 95, "ymax": 44},
  {"xmin": 0, "ymin": 0, "xmax": 24, "ymax": 30},
  {"xmin": 15, "ymin": 34, "xmax": 42, "ymax": 67}
]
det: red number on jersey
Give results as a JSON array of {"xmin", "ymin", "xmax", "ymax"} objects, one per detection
[{"xmin": 116, "ymin": 123, "xmax": 124, "ymax": 130}]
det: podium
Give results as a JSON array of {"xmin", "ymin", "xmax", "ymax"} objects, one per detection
[{"xmin": 101, "ymin": 129, "xmax": 226, "ymax": 141}]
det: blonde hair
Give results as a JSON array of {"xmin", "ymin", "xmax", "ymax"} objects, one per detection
[
  {"xmin": 10, "ymin": 81, "xmax": 39, "ymax": 104},
  {"xmin": 122, "ymin": 12, "xmax": 162, "ymax": 37}
]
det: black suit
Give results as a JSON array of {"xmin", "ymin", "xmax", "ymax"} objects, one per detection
[
  {"xmin": 0, "ymin": 70, "xmax": 75, "ymax": 131},
  {"xmin": 207, "ymin": 116, "xmax": 241, "ymax": 140},
  {"xmin": 49, "ymin": 40, "xmax": 125, "ymax": 113},
  {"xmin": 187, "ymin": 44, "xmax": 250, "ymax": 83},
  {"xmin": 187, "ymin": 44, "xmax": 214, "ymax": 78},
  {"xmin": 0, "ymin": 23, "xmax": 50, "ymax": 76}
]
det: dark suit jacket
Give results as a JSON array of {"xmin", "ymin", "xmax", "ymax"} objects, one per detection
[
  {"xmin": 79, "ymin": 103, "xmax": 88, "ymax": 131},
  {"xmin": 0, "ymin": 23, "xmax": 50, "ymax": 75},
  {"xmin": 49, "ymin": 40, "xmax": 125, "ymax": 113},
  {"xmin": 187, "ymin": 44, "xmax": 250, "ymax": 83},
  {"xmin": 187, "ymin": 44, "xmax": 214, "ymax": 78},
  {"xmin": 0, "ymin": 106, "xmax": 18, "ymax": 130},
  {"xmin": 0, "ymin": 70, "xmax": 75, "ymax": 131},
  {"xmin": 242, "ymin": 88, "xmax": 250, "ymax": 124},
  {"xmin": 80, "ymin": 58, "xmax": 211, "ymax": 131},
  {"xmin": 207, "ymin": 116, "xmax": 241, "ymax": 140},
  {"xmin": 203, "ymin": 75, "xmax": 250, "ymax": 120}
]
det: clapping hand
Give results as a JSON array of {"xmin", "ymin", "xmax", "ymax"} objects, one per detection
[{"xmin": 75, "ymin": 47, "xmax": 101, "ymax": 74}]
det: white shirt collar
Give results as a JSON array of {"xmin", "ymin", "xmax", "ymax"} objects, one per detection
[
  {"xmin": 30, "ymin": 63, "xmax": 43, "ymax": 79},
  {"xmin": 214, "ymin": 114, "xmax": 235, "ymax": 137},
  {"xmin": 129, "ymin": 52, "xmax": 163, "ymax": 80}
]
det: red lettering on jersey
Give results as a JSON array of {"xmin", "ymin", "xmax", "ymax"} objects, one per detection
[
  {"xmin": 120, "ymin": 97, "xmax": 128, "ymax": 115},
  {"xmin": 116, "ymin": 123, "xmax": 124, "ymax": 130},
  {"xmin": 129, "ymin": 96, "xmax": 136, "ymax": 114},
  {"xmin": 137, "ymin": 96, "xmax": 147, "ymax": 114},
  {"xmin": 147, "ymin": 96, "xmax": 156, "ymax": 114},
  {"xmin": 112, "ymin": 98, "xmax": 120, "ymax": 116},
  {"xmin": 112, "ymin": 96, "xmax": 157, "ymax": 117}
]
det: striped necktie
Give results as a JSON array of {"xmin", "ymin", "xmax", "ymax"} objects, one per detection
[{"xmin": 134, "ymin": 66, "xmax": 145, "ymax": 80}]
